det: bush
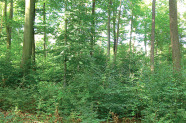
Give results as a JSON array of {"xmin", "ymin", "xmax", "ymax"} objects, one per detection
[
  {"xmin": 140, "ymin": 64, "xmax": 185, "ymax": 122},
  {"xmin": 0, "ymin": 59, "xmax": 22, "ymax": 87}
]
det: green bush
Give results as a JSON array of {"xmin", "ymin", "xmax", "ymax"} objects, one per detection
[
  {"xmin": 0, "ymin": 59, "xmax": 22, "ymax": 87},
  {"xmin": 140, "ymin": 64, "xmax": 185, "ymax": 122}
]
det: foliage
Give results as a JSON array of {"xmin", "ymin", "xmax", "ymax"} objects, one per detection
[
  {"xmin": 0, "ymin": 0, "xmax": 185, "ymax": 122},
  {"xmin": 140, "ymin": 64, "xmax": 185, "ymax": 122}
]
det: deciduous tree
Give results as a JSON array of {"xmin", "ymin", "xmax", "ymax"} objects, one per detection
[
  {"xmin": 21, "ymin": 0, "xmax": 35, "ymax": 73},
  {"xmin": 169, "ymin": 0, "xmax": 181, "ymax": 72},
  {"xmin": 43, "ymin": 2, "xmax": 47, "ymax": 58},
  {"xmin": 107, "ymin": 0, "xmax": 112, "ymax": 60},
  {"xmin": 150, "ymin": 0, "xmax": 156, "ymax": 72},
  {"xmin": 90, "ymin": 0, "xmax": 95, "ymax": 56}
]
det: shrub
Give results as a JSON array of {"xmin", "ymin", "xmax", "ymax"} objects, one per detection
[{"xmin": 140, "ymin": 64, "xmax": 185, "ymax": 122}]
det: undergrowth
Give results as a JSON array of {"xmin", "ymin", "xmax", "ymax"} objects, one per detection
[{"xmin": 0, "ymin": 57, "xmax": 185, "ymax": 122}]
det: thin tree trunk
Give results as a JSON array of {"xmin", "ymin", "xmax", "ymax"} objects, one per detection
[
  {"xmin": 150, "ymin": 0, "xmax": 156, "ymax": 73},
  {"xmin": 114, "ymin": 0, "xmax": 122, "ymax": 62},
  {"xmin": 21, "ymin": 0, "xmax": 35, "ymax": 74},
  {"xmin": 4, "ymin": 0, "xmax": 13, "ymax": 60},
  {"xmin": 5, "ymin": 0, "xmax": 13, "ymax": 50},
  {"xmin": 113, "ymin": 0, "xmax": 117, "ymax": 64},
  {"xmin": 144, "ymin": 15, "xmax": 147, "ymax": 56},
  {"xmin": 169, "ymin": 0, "xmax": 181, "ymax": 72},
  {"xmin": 9, "ymin": 0, "xmax": 13, "ymax": 43},
  {"xmin": 64, "ymin": 0, "xmax": 68, "ymax": 86},
  {"xmin": 129, "ymin": 10, "xmax": 133, "ymax": 76},
  {"xmin": 113, "ymin": 2, "xmax": 116, "ymax": 55},
  {"xmin": 107, "ymin": 0, "xmax": 111, "ymax": 60},
  {"xmin": 90, "ymin": 0, "xmax": 95, "ymax": 56},
  {"xmin": 4, "ymin": 0, "xmax": 9, "ymax": 49},
  {"xmin": 43, "ymin": 3, "xmax": 47, "ymax": 58},
  {"xmin": 129, "ymin": 13, "xmax": 133, "ymax": 54},
  {"xmin": 0, "ymin": 8, "xmax": 3, "ymax": 33},
  {"xmin": 32, "ymin": 2, "xmax": 36, "ymax": 70}
]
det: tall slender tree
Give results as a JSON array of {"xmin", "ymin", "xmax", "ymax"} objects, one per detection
[
  {"xmin": 107, "ymin": 0, "xmax": 112, "ymax": 60},
  {"xmin": 113, "ymin": 0, "xmax": 117, "ymax": 57},
  {"xmin": 129, "ymin": 13, "xmax": 133, "ymax": 54},
  {"xmin": 4, "ymin": 0, "xmax": 8, "ymax": 48},
  {"xmin": 114, "ymin": 0, "xmax": 122, "ymax": 62},
  {"xmin": 3, "ymin": 0, "xmax": 13, "ymax": 60},
  {"xmin": 9, "ymin": 0, "xmax": 13, "ymax": 46},
  {"xmin": 150, "ymin": 0, "xmax": 156, "ymax": 72},
  {"xmin": 21, "ymin": 0, "xmax": 35, "ymax": 73},
  {"xmin": 0, "ymin": 8, "xmax": 3, "ymax": 33},
  {"xmin": 32, "ymin": 0, "xmax": 36, "ymax": 69},
  {"xmin": 129, "ymin": 3, "xmax": 133, "ymax": 76},
  {"xmin": 64, "ymin": 0, "xmax": 68, "ymax": 86},
  {"xmin": 169, "ymin": 0, "xmax": 181, "ymax": 72},
  {"xmin": 3, "ymin": 0, "xmax": 13, "ymax": 50},
  {"xmin": 43, "ymin": 2, "xmax": 47, "ymax": 58},
  {"xmin": 90, "ymin": 0, "xmax": 95, "ymax": 56},
  {"xmin": 144, "ymin": 15, "xmax": 147, "ymax": 56}
]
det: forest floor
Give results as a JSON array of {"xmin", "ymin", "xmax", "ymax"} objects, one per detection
[{"xmin": 0, "ymin": 109, "xmax": 141, "ymax": 123}]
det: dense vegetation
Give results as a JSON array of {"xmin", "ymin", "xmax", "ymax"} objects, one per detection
[{"xmin": 0, "ymin": 0, "xmax": 185, "ymax": 122}]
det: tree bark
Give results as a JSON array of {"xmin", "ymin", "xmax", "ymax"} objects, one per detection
[
  {"xmin": 107, "ymin": 0, "xmax": 112, "ymax": 60},
  {"xmin": 21, "ymin": 0, "xmax": 35, "ymax": 73},
  {"xmin": 150, "ymin": 0, "xmax": 156, "ymax": 73},
  {"xmin": 129, "ymin": 9, "xmax": 133, "ymax": 76},
  {"xmin": 4, "ymin": 0, "xmax": 9, "ymax": 49},
  {"xmin": 114, "ymin": 0, "xmax": 122, "ymax": 62},
  {"xmin": 64, "ymin": 0, "xmax": 68, "ymax": 86},
  {"xmin": 43, "ymin": 2, "xmax": 47, "ymax": 58},
  {"xmin": 4, "ymin": 0, "xmax": 13, "ymax": 50},
  {"xmin": 113, "ymin": 1, "xmax": 116, "ymax": 63},
  {"xmin": 9, "ymin": 0, "xmax": 13, "ymax": 46},
  {"xmin": 32, "ymin": 1, "xmax": 36, "ymax": 70},
  {"xmin": 129, "ymin": 12, "xmax": 133, "ymax": 54},
  {"xmin": 90, "ymin": 0, "xmax": 95, "ymax": 56},
  {"xmin": 0, "ymin": 8, "xmax": 3, "ymax": 33},
  {"xmin": 144, "ymin": 15, "xmax": 147, "ymax": 56},
  {"xmin": 113, "ymin": 2, "xmax": 116, "ymax": 55},
  {"xmin": 169, "ymin": 0, "xmax": 181, "ymax": 72}
]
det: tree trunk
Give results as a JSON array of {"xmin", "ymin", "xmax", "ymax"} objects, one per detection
[
  {"xmin": 144, "ymin": 15, "xmax": 147, "ymax": 56},
  {"xmin": 113, "ymin": 1, "xmax": 116, "ymax": 63},
  {"xmin": 90, "ymin": 0, "xmax": 95, "ymax": 56},
  {"xmin": 113, "ymin": 2, "xmax": 116, "ymax": 55},
  {"xmin": 4, "ymin": 0, "xmax": 7, "ymax": 40},
  {"xmin": 4, "ymin": 0, "xmax": 9, "ymax": 49},
  {"xmin": 114, "ymin": 0, "xmax": 122, "ymax": 63},
  {"xmin": 43, "ymin": 2, "xmax": 47, "ymax": 58},
  {"xmin": 0, "ymin": 8, "xmax": 3, "ymax": 33},
  {"xmin": 150, "ymin": 0, "xmax": 156, "ymax": 73},
  {"xmin": 169, "ymin": 0, "xmax": 181, "ymax": 72},
  {"xmin": 64, "ymin": 0, "xmax": 68, "ymax": 86},
  {"xmin": 21, "ymin": 0, "xmax": 35, "ymax": 74},
  {"xmin": 129, "ymin": 9, "xmax": 133, "ymax": 76},
  {"xmin": 107, "ymin": 0, "xmax": 111, "ymax": 60},
  {"xmin": 9, "ymin": 0, "xmax": 13, "ymax": 45},
  {"xmin": 3, "ymin": 0, "xmax": 13, "ymax": 60},
  {"xmin": 32, "ymin": 2, "xmax": 36, "ymax": 70},
  {"xmin": 129, "ymin": 12, "xmax": 133, "ymax": 54},
  {"xmin": 4, "ymin": 0, "xmax": 13, "ymax": 50}
]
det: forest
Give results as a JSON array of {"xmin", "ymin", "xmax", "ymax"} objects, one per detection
[{"xmin": 0, "ymin": 0, "xmax": 185, "ymax": 122}]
